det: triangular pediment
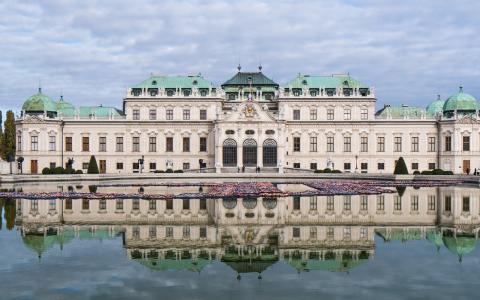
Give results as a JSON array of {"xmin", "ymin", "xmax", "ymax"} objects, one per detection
[{"xmin": 221, "ymin": 101, "xmax": 278, "ymax": 123}]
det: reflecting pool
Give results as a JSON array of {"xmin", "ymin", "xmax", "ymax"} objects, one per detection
[{"xmin": 0, "ymin": 183, "xmax": 479, "ymax": 299}]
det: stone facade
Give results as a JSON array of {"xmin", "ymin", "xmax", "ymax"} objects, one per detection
[{"xmin": 15, "ymin": 70, "xmax": 480, "ymax": 174}]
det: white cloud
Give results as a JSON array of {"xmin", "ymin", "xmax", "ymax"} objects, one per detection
[{"xmin": 0, "ymin": 0, "xmax": 479, "ymax": 112}]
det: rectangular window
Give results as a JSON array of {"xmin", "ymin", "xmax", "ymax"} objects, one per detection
[
  {"xmin": 132, "ymin": 162, "xmax": 139, "ymax": 170},
  {"xmin": 17, "ymin": 135, "xmax": 22, "ymax": 151},
  {"xmin": 99, "ymin": 137, "xmax": 106, "ymax": 152},
  {"xmin": 183, "ymin": 162, "xmax": 190, "ymax": 170},
  {"xmin": 65, "ymin": 199, "xmax": 72, "ymax": 210},
  {"xmin": 166, "ymin": 137, "xmax": 173, "ymax": 152},
  {"xmin": 183, "ymin": 226, "xmax": 190, "ymax": 238},
  {"xmin": 293, "ymin": 196, "xmax": 301, "ymax": 210},
  {"xmin": 462, "ymin": 196, "xmax": 470, "ymax": 212},
  {"xmin": 183, "ymin": 199, "xmax": 190, "ymax": 210},
  {"xmin": 360, "ymin": 227, "xmax": 368, "ymax": 239},
  {"xmin": 445, "ymin": 136, "xmax": 452, "ymax": 152},
  {"xmin": 411, "ymin": 195, "xmax": 419, "ymax": 211},
  {"xmin": 309, "ymin": 137, "xmax": 317, "ymax": 152},
  {"xmin": 65, "ymin": 137, "xmax": 72, "ymax": 152},
  {"xmin": 293, "ymin": 137, "xmax": 301, "ymax": 152},
  {"xmin": 310, "ymin": 227, "xmax": 317, "ymax": 239},
  {"xmin": 183, "ymin": 137, "xmax": 190, "ymax": 152},
  {"xmin": 166, "ymin": 199, "xmax": 173, "ymax": 210},
  {"xmin": 82, "ymin": 137, "xmax": 89, "ymax": 152},
  {"xmin": 149, "ymin": 137, "xmax": 156, "ymax": 152},
  {"xmin": 394, "ymin": 196, "xmax": 402, "ymax": 211},
  {"xmin": 428, "ymin": 137, "xmax": 436, "ymax": 152},
  {"xmin": 361, "ymin": 109, "xmax": 368, "ymax": 120},
  {"xmin": 149, "ymin": 162, "xmax": 156, "ymax": 170},
  {"xmin": 31, "ymin": 136, "xmax": 39, "ymax": 151},
  {"xmin": 344, "ymin": 227, "xmax": 351, "ymax": 239},
  {"xmin": 132, "ymin": 137, "xmax": 140, "ymax": 152},
  {"xmin": 132, "ymin": 199, "xmax": 140, "ymax": 211},
  {"xmin": 200, "ymin": 227, "xmax": 207, "ymax": 238},
  {"xmin": 327, "ymin": 109, "xmax": 334, "ymax": 120},
  {"xmin": 293, "ymin": 163, "xmax": 300, "ymax": 169},
  {"xmin": 166, "ymin": 227, "xmax": 173, "ymax": 238},
  {"xmin": 411, "ymin": 163, "xmax": 419, "ymax": 170},
  {"xmin": 99, "ymin": 199, "xmax": 106, "ymax": 210},
  {"xmin": 133, "ymin": 109, "xmax": 140, "ymax": 120},
  {"xmin": 116, "ymin": 162, "xmax": 123, "ymax": 170},
  {"xmin": 428, "ymin": 195, "xmax": 436, "ymax": 210},
  {"xmin": 293, "ymin": 227, "xmax": 300, "ymax": 238},
  {"xmin": 148, "ymin": 199, "xmax": 157, "ymax": 210},
  {"xmin": 344, "ymin": 137, "xmax": 351, "ymax": 152},
  {"xmin": 377, "ymin": 137, "xmax": 385, "ymax": 152},
  {"xmin": 377, "ymin": 195, "xmax": 385, "ymax": 211},
  {"xmin": 463, "ymin": 136, "xmax": 470, "ymax": 151},
  {"xmin": 166, "ymin": 109, "xmax": 173, "ymax": 120},
  {"xmin": 428, "ymin": 163, "xmax": 436, "ymax": 170},
  {"xmin": 49, "ymin": 136, "xmax": 56, "ymax": 151},
  {"xmin": 343, "ymin": 195, "xmax": 351, "ymax": 211},
  {"xmin": 293, "ymin": 109, "xmax": 300, "ymax": 120},
  {"xmin": 310, "ymin": 109, "xmax": 317, "ymax": 120},
  {"xmin": 360, "ymin": 195, "xmax": 368, "ymax": 211},
  {"xmin": 149, "ymin": 109, "xmax": 157, "ymax": 120},
  {"xmin": 344, "ymin": 108, "xmax": 351, "ymax": 120},
  {"xmin": 378, "ymin": 163, "xmax": 385, "ymax": 170},
  {"xmin": 326, "ymin": 196, "xmax": 334, "ymax": 211},
  {"xmin": 309, "ymin": 196, "xmax": 317, "ymax": 210},
  {"xmin": 360, "ymin": 136, "xmax": 368, "ymax": 152},
  {"xmin": 344, "ymin": 163, "xmax": 351, "ymax": 171},
  {"xmin": 200, "ymin": 199, "xmax": 207, "ymax": 210},
  {"xmin": 82, "ymin": 199, "xmax": 89, "ymax": 210},
  {"xmin": 310, "ymin": 163, "xmax": 317, "ymax": 170},
  {"xmin": 116, "ymin": 137, "xmax": 124, "ymax": 152},
  {"xmin": 444, "ymin": 195, "xmax": 451, "ymax": 212},
  {"xmin": 82, "ymin": 162, "xmax": 89, "ymax": 170},
  {"xmin": 200, "ymin": 137, "xmax": 207, "ymax": 152},
  {"xmin": 200, "ymin": 109, "xmax": 207, "ymax": 120},
  {"xmin": 327, "ymin": 227, "xmax": 334, "ymax": 239},
  {"xmin": 116, "ymin": 199, "xmax": 123, "ymax": 210},
  {"xmin": 411, "ymin": 137, "xmax": 419, "ymax": 152},
  {"xmin": 394, "ymin": 137, "xmax": 402, "ymax": 152},
  {"xmin": 361, "ymin": 163, "xmax": 368, "ymax": 172},
  {"xmin": 327, "ymin": 137, "xmax": 334, "ymax": 152},
  {"xmin": 149, "ymin": 226, "xmax": 156, "ymax": 238},
  {"xmin": 49, "ymin": 199, "xmax": 56, "ymax": 210},
  {"xmin": 31, "ymin": 200, "xmax": 38, "ymax": 212},
  {"xmin": 183, "ymin": 109, "xmax": 190, "ymax": 120}
]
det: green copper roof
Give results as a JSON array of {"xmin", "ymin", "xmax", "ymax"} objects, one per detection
[
  {"xmin": 286, "ymin": 74, "xmax": 368, "ymax": 89},
  {"xmin": 222, "ymin": 72, "xmax": 278, "ymax": 87},
  {"xmin": 443, "ymin": 234, "xmax": 476, "ymax": 260},
  {"xmin": 78, "ymin": 106, "xmax": 123, "ymax": 117},
  {"xmin": 443, "ymin": 87, "xmax": 478, "ymax": 112},
  {"xmin": 22, "ymin": 232, "xmax": 74, "ymax": 256},
  {"xmin": 288, "ymin": 258, "xmax": 367, "ymax": 273},
  {"xmin": 22, "ymin": 89, "xmax": 57, "ymax": 112},
  {"xmin": 426, "ymin": 97, "xmax": 445, "ymax": 116},
  {"xmin": 133, "ymin": 75, "xmax": 213, "ymax": 89},
  {"xmin": 426, "ymin": 230, "xmax": 444, "ymax": 250},
  {"xmin": 375, "ymin": 105, "xmax": 426, "ymax": 118},
  {"xmin": 134, "ymin": 258, "xmax": 211, "ymax": 272},
  {"xmin": 56, "ymin": 96, "xmax": 75, "ymax": 110}
]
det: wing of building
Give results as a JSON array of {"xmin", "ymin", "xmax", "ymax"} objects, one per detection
[{"xmin": 15, "ymin": 68, "xmax": 480, "ymax": 174}]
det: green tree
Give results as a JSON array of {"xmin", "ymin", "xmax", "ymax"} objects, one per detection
[
  {"xmin": 87, "ymin": 155, "xmax": 99, "ymax": 174},
  {"xmin": 2, "ymin": 111, "xmax": 15, "ymax": 161},
  {"xmin": 3, "ymin": 199, "xmax": 16, "ymax": 230},
  {"xmin": 0, "ymin": 110, "xmax": 4, "ymax": 158},
  {"xmin": 394, "ymin": 157, "xmax": 408, "ymax": 175}
]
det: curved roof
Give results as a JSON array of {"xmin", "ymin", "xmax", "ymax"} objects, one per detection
[
  {"xmin": 133, "ymin": 75, "xmax": 213, "ymax": 89},
  {"xmin": 222, "ymin": 71, "xmax": 278, "ymax": 87},
  {"xmin": 22, "ymin": 89, "xmax": 57, "ymax": 112},
  {"xmin": 426, "ymin": 97, "xmax": 445, "ymax": 116},
  {"xmin": 443, "ymin": 87, "xmax": 478, "ymax": 112},
  {"xmin": 443, "ymin": 234, "xmax": 476, "ymax": 260},
  {"xmin": 56, "ymin": 95, "xmax": 75, "ymax": 110},
  {"xmin": 22, "ymin": 232, "xmax": 74, "ymax": 256},
  {"xmin": 426, "ymin": 230, "xmax": 444, "ymax": 250},
  {"xmin": 375, "ymin": 105, "xmax": 426, "ymax": 119}
]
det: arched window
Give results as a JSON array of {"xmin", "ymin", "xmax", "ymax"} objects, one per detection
[
  {"xmin": 263, "ymin": 139, "xmax": 277, "ymax": 167},
  {"xmin": 223, "ymin": 139, "xmax": 237, "ymax": 166},
  {"xmin": 263, "ymin": 197, "xmax": 277, "ymax": 209},
  {"xmin": 243, "ymin": 139, "xmax": 257, "ymax": 166},
  {"xmin": 223, "ymin": 197, "xmax": 237, "ymax": 209},
  {"xmin": 243, "ymin": 197, "xmax": 257, "ymax": 209}
]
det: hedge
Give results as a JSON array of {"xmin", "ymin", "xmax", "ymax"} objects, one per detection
[{"xmin": 394, "ymin": 157, "xmax": 408, "ymax": 175}]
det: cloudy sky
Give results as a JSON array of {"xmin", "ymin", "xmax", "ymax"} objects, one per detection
[{"xmin": 0, "ymin": 0, "xmax": 479, "ymax": 113}]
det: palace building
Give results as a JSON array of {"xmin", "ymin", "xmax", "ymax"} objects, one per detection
[{"xmin": 15, "ymin": 67, "xmax": 480, "ymax": 174}]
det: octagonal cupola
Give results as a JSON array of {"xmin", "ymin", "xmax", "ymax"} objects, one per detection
[
  {"xmin": 22, "ymin": 88, "xmax": 58, "ymax": 117},
  {"xmin": 443, "ymin": 86, "xmax": 478, "ymax": 117}
]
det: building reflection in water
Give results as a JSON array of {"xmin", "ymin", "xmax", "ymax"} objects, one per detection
[{"xmin": 13, "ymin": 186, "xmax": 480, "ymax": 276}]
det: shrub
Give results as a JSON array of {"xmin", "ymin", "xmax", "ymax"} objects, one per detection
[
  {"xmin": 332, "ymin": 170, "xmax": 342, "ymax": 173},
  {"xmin": 88, "ymin": 185, "xmax": 98, "ymax": 193},
  {"xmin": 314, "ymin": 169, "xmax": 323, "ymax": 173},
  {"xmin": 75, "ymin": 170, "xmax": 83, "ymax": 174},
  {"xmin": 87, "ymin": 155, "xmax": 99, "ymax": 174},
  {"xmin": 42, "ymin": 167, "xmax": 51, "ymax": 175},
  {"xmin": 53, "ymin": 167, "xmax": 64, "ymax": 174},
  {"xmin": 421, "ymin": 170, "xmax": 433, "ymax": 175},
  {"xmin": 323, "ymin": 168, "xmax": 332, "ymax": 173},
  {"xmin": 396, "ymin": 186, "xmax": 407, "ymax": 197},
  {"xmin": 394, "ymin": 157, "xmax": 408, "ymax": 175},
  {"xmin": 432, "ymin": 169, "xmax": 444, "ymax": 175},
  {"xmin": 65, "ymin": 167, "xmax": 75, "ymax": 174},
  {"xmin": 174, "ymin": 170, "xmax": 184, "ymax": 173},
  {"xmin": 443, "ymin": 171, "xmax": 454, "ymax": 175},
  {"xmin": 413, "ymin": 170, "xmax": 421, "ymax": 175},
  {"xmin": 166, "ymin": 169, "xmax": 173, "ymax": 173}
]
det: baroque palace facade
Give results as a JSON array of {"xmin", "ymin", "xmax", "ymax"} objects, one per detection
[{"xmin": 15, "ymin": 67, "xmax": 480, "ymax": 174}]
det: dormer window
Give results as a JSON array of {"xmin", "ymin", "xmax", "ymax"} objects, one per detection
[
  {"xmin": 200, "ymin": 89, "xmax": 208, "ymax": 97},
  {"xmin": 326, "ymin": 88, "xmax": 335, "ymax": 97},
  {"xmin": 132, "ymin": 89, "xmax": 142, "ymax": 96},
  {"xmin": 166, "ymin": 89, "xmax": 175, "ymax": 97},
  {"xmin": 182, "ymin": 89, "xmax": 191, "ymax": 97},
  {"xmin": 343, "ymin": 88, "xmax": 352, "ymax": 96},
  {"xmin": 309, "ymin": 89, "xmax": 318, "ymax": 97},
  {"xmin": 148, "ymin": 88, "xmax": 158, "ymax": 96},
  {"xmin": 293, "ymin": 89, "xmax": 301, "ymax": 97}
]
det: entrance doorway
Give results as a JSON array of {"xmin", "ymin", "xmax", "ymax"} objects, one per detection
[
  {"xmin": 242, "ymin": 139, "xmax": 257, "ymax": 166},
  {"xmin": 99, "ymin": 160, "xmax": 107, "ymax": 174},
  {"xmin": 31, "ymin": 160, "xmax": 38, "ymax": 174},
  {"xmin": 463, "ymin": 160, "xmax": 470, "ymax": 174}
]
